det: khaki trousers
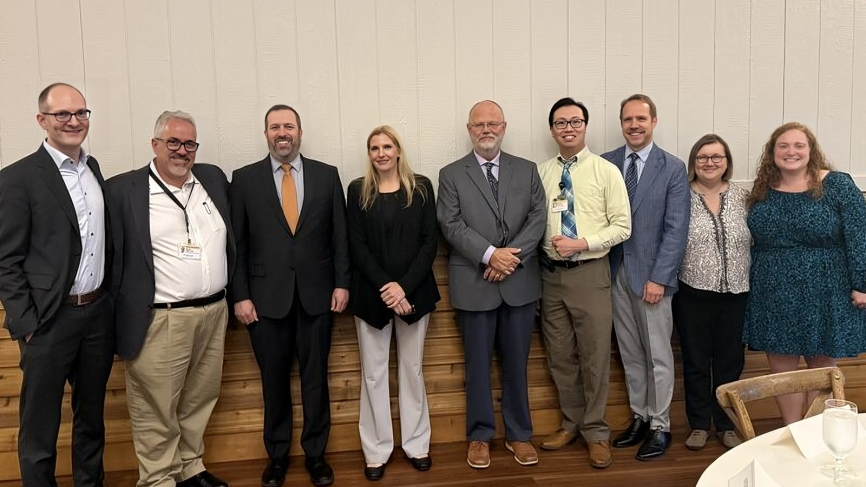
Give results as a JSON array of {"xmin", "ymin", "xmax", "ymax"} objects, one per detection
[
  {"xmin": 540, "ymin": 257, "xmax": 612, "ymax": 441},
  {"xmin": 125, "ymin": 300, "xmax": 228, "ymax": 487}
]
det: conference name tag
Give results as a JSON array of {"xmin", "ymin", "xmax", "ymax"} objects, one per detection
[
  {"xmin": 551, "ymin": 196, "xmax": 568, "ymax": 213},
  {"xmin": 179, "ymin": 243, "xmax": 202, "ymax": 260}
]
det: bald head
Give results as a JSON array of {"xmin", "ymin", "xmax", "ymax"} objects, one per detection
[{"xmin": 38, "ymin": 83, "xmax": 84, "ymax": 113}]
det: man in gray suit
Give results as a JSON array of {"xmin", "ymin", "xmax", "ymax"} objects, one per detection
[
  {"xmin": 601, "ymin": 94, "xmax": 689, "ymax": 461},
  {"xmin": 437, "ymin": 100, "xmax": 546, "ymax": 470}
]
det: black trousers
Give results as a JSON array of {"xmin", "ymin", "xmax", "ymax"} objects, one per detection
[
  {"xmin": 18, "ymin": 294, "xmax": 115, "ymax": 487},
  {"xmin": 247, "ymin": 290, "xmax": 332, "ymax": 460},
  {"xmin": 673, "ymin": 282, "xmax": 747, "ymax": 431}
]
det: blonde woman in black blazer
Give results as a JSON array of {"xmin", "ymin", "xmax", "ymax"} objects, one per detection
[{"xmin": 347, "ymin": 125, "xmax": 440, "ymax": 482}]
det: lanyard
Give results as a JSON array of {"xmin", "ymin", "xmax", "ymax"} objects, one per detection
[{"xmin": 149, "ymin": 169, "xmax": 196, "ymax": 244}]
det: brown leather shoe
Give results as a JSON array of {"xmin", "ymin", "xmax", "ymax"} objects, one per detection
[
  {"xmin": 587, "ymin": 440, "xmax": 613, "ymax": 469},
  {"xmin": 505, "ymin": 440, "xmax": 538, "ymax": 466},
  {"xmin": 467, "ymin": 441, "xmax": 490, "ymax": 469},
  {"xmin": 540, "ymin": 429, "xmax": 578, "ymax": 451}
]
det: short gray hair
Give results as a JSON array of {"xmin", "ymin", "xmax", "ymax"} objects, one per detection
[{"xmin": 153, "ymin": 110, "xmax": 196, "ymax": 138}]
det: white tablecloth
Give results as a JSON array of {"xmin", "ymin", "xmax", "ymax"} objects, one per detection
[{"xmin": 697, "ymin": 414, "xmax": 866, "ymax": 486}]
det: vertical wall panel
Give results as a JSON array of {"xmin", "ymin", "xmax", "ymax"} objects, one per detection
[
  {"xmin": 0, "ymin": 1, "xmax": 42, "ymax": 166},
  {"xmin": 211, "ymin": 0, "xmax": 261, "ymax": 174},
  {"xmin": 252, "ymin": 0, "xmax": 301, "ymax": 119},
  {"xmin": 80, "ymin": 0, "xmax": 134, "ymax": 177},
  {"xmin": 784, "ymin": 0, "xmax": 820, "ymax": 127},
  {"xmin": 713, "ymin": 0, "xmax": 751, "ymax": 181},
  {"xmin": 528, "ymin": 0, "xmax": 569, "ymax": 162},
  {"xmin": 377, "ymin": 0, "xmax": 421, "ymax": 173},
  {"xmin": 123, "ymin": 0, "xmax": 173, "ymax": 169},
  {"xmin": 747, "ymin": 0, "xmax": 785, "ymax": 181},
  {"xmin": 816, "ymin": 0, "xmax": 855, "ymax": 170},
  {"xmin": 493, "ymin": 0, "xmax": 533, "ymax": 160},
  {"xmin": 454, "ymin": 0, "xmax": 494, "ymax": 157},
  {"xmin": 334, "ymin": 0, "xmax": 379, "ymax": 183},
  {"xmin": 850, "ymin": 0, "xmax": 866, "ymax": 186},
  {"xmin": 415, "ymin": 0, "xmax": 457, "ymax": 182},
  {"xmin": 604, "ymin": 0, "xmax": 643, "ymax": 149},
  {"xmin": 677, "ymin": 0, "xmax": 714, "ymax": 160},
  {"xmin": 568, "ymin": 0, "xmax": 606, "ymax": 153},
  {"xmin": 642, "ymin": 0, "xmax": 679, "ymax": 155},
  {"xmin": 34, "ymin": 0, "xmax": 85, "ymax": 86}
]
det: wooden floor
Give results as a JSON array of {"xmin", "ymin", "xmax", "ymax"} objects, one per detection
[{"xmin": 2, "ymin": 420, "xmax": 782, "ymax": 487}]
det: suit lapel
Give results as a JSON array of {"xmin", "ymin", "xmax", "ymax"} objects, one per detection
[
  {"xmin": 631, "ymin": 145, "xmax": 663, "ymax": 213},
  {"xmin": 497, "ymin": 154, "xmax": 514, "ymax": 214},
  {"xmin": 463, "ymin": 154, "xmax": 499, "ymax": 215},
  {"xmin": 131, "ymin": 165, "xmax": 155, "ymax": 272},
  {"xmin": 260, "ymin": 157, "xmax": 293, "ymax": 236},
  {"xmin": 296, "ymin": 156, "xmax": 316, "ymax": 234},
  {"xmin": 34, "ymin": 146, "xmax": 78, "ymax": 230}
]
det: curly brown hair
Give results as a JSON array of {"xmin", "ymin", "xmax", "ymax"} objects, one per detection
[{"xmin": 747, "ymin": 122, "xmax": 832, "ymax": 206}]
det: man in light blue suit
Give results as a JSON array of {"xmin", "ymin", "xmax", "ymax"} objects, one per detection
[{"xmin": 601, "ymin": 94, "xmax": 689, "ymax": 461}]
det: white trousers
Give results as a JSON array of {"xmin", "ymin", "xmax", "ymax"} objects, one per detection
[{"xmin": 355, "ymin": 314, "xmax": 431, "ymax": 464}]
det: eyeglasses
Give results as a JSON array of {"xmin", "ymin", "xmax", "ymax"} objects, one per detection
[
  {"xmin": 695, "ymin": 155, "xmax": 726, "ymax": 164},
  {"xmin": 155, "ymin": 137, "xmax": 200, "ymax": 152},
  {"xmin": 469, "ymin": 121, "xmax": 504, "ymax": 131},
  {"xmin": 553, "ymin": 118, "xmax": 585, "ymax": 130},
  {"xmin": 41, "ymin": 109, "xmax": 91, "ymax": 122}
]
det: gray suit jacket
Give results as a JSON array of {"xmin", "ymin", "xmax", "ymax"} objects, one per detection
[
  {"xmin": 602, "ymin": 144, "xmax": 689, "ymax": 296},
  {"xmin": 437, "ymin": 151, "xmax": 546, "ymax": 311}
]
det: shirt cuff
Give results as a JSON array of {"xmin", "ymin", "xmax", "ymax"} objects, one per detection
[{"xmin": 482, "ymin": 245, "xmax": 496, "ymax": 265}]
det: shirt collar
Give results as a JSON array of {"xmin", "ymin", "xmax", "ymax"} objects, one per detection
[
  {"xmin": 148, "ymin": 160, "xmax": 196, "ymax": 194},
  {"xmin": 271, "ymin": 153, "xmax": 302, "ymax": 174},
  {"xmin": 474, "ymin": 151, "xmax": 501, "ymax": 167},
  {"xmin": 43, "ymin": 140, "xmax": 88, "ymax": 169},
  {"xmin": 625, "ymin": 141, "xmax": 654, "ymax": 163},
  {"xmin": 557, "ymin": 146, "xmax": 589, "ymax": 167}
]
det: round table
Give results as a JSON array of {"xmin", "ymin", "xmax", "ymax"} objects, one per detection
[{"xmin": 697, "ymin": 414, "xmax": 866, "ymax": 486}]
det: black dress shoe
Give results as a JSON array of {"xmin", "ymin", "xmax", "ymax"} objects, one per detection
[
  {"xmin": 305, "ymin": 456, "xmax": 334, "ymax": 487},
  {"xmin": 261, "ymin": 457, "xmax": 289, "ymax": 487},
  {"xmin": 612, "ymin": 417, "xmax": 650, "ymax": 448},
  {"xmin": 364, "ymin": 463, "xmax": 386, "ymax": 481},
  {"xmin": 636, "ymin": 428, "xmax": 672, "ymax": 461},
  {"xmin": 178, "ymin": 471, "xmax": 228, "ymax": 487},
  {"xmin": 408, "ymin": 455, "xmax": 432, "ymax": 472}
]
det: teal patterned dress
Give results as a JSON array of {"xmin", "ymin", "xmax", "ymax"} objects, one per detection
[{"xmin": 743, "ymin": 171, "xmax": 866, "ymax": 357}]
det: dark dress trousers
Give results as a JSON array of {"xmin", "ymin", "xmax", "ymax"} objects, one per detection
[
  {"xmin": 230, "ymin": 155, "xmax": 350, "ymax": 459},
  {"xmin": 0, "ymin": 145, "xmax": 115, "ymax": 487}
]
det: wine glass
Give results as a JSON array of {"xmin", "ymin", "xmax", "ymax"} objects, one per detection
[{"xmin": 822, "ymin": 398, "xmax": 859, "ymax": 484}]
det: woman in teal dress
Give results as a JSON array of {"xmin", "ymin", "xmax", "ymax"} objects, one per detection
[{"xmin": 744, "ymin": 122, "xmax": 866, "ymax": 425}]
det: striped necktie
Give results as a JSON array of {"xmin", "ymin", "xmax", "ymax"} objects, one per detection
[{"xmin": 559, "ymin": 155, "xmax": 578, "ymax": 239}]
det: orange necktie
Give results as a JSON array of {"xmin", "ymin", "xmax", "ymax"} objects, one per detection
[{"xmin": 281, "ymin": 163, "xmax": 299, "ymax": 232}]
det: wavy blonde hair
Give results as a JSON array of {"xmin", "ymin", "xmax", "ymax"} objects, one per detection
[
  {"xmin": 748, "ymin": 122, "xmax": 832, "ymax": 206},
  {"xmin": 358, "ymin": 125, "xmax": 426, "ymax": 210}
]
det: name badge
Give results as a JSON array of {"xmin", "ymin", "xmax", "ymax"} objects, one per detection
[
  {"xmin": 179, "ymin": 243, "xmax": 202, "ymax": 260},
  {"xmin": 551, "ymin": 196, "xmax": 568, "ymax": 213}
]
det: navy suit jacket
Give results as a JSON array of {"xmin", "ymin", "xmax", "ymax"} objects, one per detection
[{"xmin": 601, "ymin": 144, "xmax": 689, "ymax": 296}]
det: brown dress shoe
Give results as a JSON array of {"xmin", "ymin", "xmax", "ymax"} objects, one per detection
[
  {"xmin": 540, "ymin": 429, "xmax": 578, "ymax": 451},
  {"xmin": 505, "ymin": 440, "xmax": 538, "ymax": 466},
  {"xmin": 467, "ymin": 441, "xmax": 490, "ymax": 469},
  {"xmin": 587, "ymin": 440, "xmax": 613, "ymax": 469}
]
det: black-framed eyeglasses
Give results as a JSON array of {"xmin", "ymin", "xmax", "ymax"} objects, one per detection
[
  {"xmin": 155, "ymin": 137, "xmax": 200, "ymax": 152},
  {"xmin": 469, "ymin": 121, "xmax": 504, "ymax": 131},
  {"xmin": 695, "ymin": 155, "xmax": 726, "ymax": 164},
  {"xmin": 41, "ymin": 109, "xmax": 91, "ymax": 122},
  {"xmin": 553, "ymin": 118, "xmax": 585, "ymax": 130}
]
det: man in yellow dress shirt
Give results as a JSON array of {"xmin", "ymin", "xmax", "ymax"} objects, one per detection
[{"xmin": 536, "ymin": 97, "xmax": 631, "ymax": 469}]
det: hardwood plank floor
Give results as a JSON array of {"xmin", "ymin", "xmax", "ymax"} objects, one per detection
[{"xmin": 0, "ymin": 419, "xmax": 783, "ymax": 487}]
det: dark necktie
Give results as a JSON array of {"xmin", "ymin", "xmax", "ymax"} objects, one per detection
[
  {"xmin": 625, "ymin": 153, "xmax": 639, "ymax": 202},
  {"xmin": 483, "ymin": 162, "xmax": 499, "ymax": 202},
  {"xmin": 559, "ymin": 155, "xmax": 577, "ymax": 239}
]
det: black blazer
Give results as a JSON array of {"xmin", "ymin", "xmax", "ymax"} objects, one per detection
[
  {"xmin": 347, "ymin": 175, "xmax": 440, "ymax": 328},
  {"xmin": 0, "ymin": 145, "xmax": 112, "ymax": 340},
  {"xmin": 230, "ymin": 155, "xmax": 350, "ymax": 318},
  {"xmin": 105, "ymin": 163, "xmax": 235, "ymax": 360}
]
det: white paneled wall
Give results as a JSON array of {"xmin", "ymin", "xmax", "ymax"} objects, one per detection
[{"xmin": 1, "ymin": 0, "xmax": 865, "ymax": 189}]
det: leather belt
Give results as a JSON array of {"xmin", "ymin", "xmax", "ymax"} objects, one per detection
[
  {"xmin": 548, "ymin": 257, "xmax": 600, "ymax": 270},
  {"xmin": 152, "ymin": 290, "xmax": 226, "ymax": 310},
  {"xmin": 68, "ymin": 285, "xmax": 104, "ymax": 306}
]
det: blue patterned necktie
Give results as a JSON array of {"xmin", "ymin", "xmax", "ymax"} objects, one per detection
[
  {"xmin": 483, "ymin": 162, "xmax": 499, "ymax": 202},
  {"xmin": 559, "ymin": 155, "xmax": 578, "ymax": 239},
  {"xmin": 625, "ymin": 152, "xmax": 640, "ymax": 202}
]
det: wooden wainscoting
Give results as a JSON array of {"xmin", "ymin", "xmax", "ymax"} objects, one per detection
[{"xmin": 0, "ymin": 248, "xmax": 865, "ymax": 481}]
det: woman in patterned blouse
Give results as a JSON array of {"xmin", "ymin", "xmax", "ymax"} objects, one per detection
[{"xmin": 673, "ymin": 134, "xmax": 751, "ymax": 451}]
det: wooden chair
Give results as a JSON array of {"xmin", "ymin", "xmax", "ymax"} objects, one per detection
[{"xmin": 715, "ymin": 366, "xmax": 846, "ymax": 440}]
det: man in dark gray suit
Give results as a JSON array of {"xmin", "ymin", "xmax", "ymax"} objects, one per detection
[
  {"xmin": 437, "ymin": 100, "xmax": 546, "ymax": 470},
  {"xmin": 601, "ymin": 94, "xmax": 689, "ymax": 460}
]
